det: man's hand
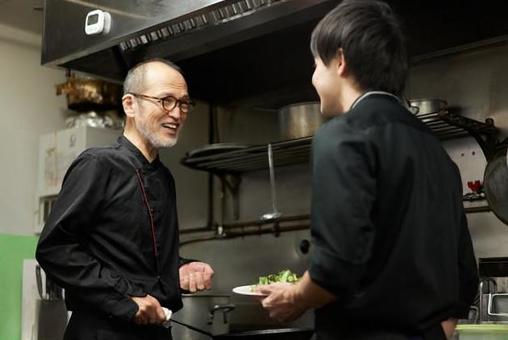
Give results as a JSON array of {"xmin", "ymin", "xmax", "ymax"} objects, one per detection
[
  {"xmin": 256, "ymin": 283, "xmax": 306, "ymax": 323},
  {"xmin": 179, "ymin": 262, "xmax": 214, "ymax": 292},
  {"xmin": 441, "ymin": 318, "xmax": 458, "ymax": 339},
  {"xmin": 256, "ymin": 271, "xmax": 335, "ymax": 323},
  {"xmin": 131, "ymin": 294, "xmax": 166, "ymax": 325}
]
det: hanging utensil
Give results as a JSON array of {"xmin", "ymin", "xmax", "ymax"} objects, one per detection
[{"xmin": 261, "ymin": 144, "xmax": 282, "ymax": 221}]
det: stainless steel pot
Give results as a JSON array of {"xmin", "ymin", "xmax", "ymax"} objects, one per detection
[
  {"xmin": 171, "ymin": 294, "xmax": 234, "ymax": 340},
  {"xmin": 408, "ymin": 98, "xmax": 447, "ymax": 115},
  {"xmin": 278, "ymin": 102, "xmax": 323, "ymax": 140}
]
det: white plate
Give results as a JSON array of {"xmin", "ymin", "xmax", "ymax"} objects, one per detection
[{"xmin": 232, "ymin": 285, "xmax": 267, "ymax": 296}]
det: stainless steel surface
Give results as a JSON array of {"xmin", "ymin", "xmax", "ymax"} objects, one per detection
[
  {"xmin": 261, "ymin": 144, "xmax": 282, "ymax": 221},
  {"xmin": 42, "ymin": 0, "xmax": 336, "ymax": 80},
  {"xmin": 278, "ymin": 102, "xmax": 322, "ymax": 140}
]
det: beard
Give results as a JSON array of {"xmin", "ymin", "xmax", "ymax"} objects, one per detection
[{"xmin": 135, "ymin": 118, "xmax": 178, "ymax": 148}]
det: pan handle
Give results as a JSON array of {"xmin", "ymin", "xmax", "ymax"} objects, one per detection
[
  {"xmin": 208, "ymin": 304, "xmax": 236, "ymax": 324},
  {"xmin": 170, "ymin": 318, "xmax": 214, "ymax": 338}
]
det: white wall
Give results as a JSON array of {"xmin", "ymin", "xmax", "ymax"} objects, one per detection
[
  {"xmin": 0, "ymin": 24, "xmax": 66, "ymax": 235},
  {"xmin": 406, "ymin": 42, "xmax": 508, "ymax": 258}
]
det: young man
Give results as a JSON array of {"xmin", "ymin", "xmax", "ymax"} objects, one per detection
[
  {"xmin": 36, "ymin": 59, "xmax": 214, "ymax": 340},
  {"xmin": 257, "ymin": 1, "xmax": 478, "ymax": 339}
]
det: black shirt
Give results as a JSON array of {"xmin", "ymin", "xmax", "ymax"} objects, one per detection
[
  {"xmin": 308, "ymin": 94, "xmax": 478, "ymax": 336},
  {"xmin": 36, "ymin": 136, "xmax": 184, "ymax": 322}
]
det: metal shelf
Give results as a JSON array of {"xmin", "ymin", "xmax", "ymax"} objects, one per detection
[
  {"xmin": 181, "ymin": 111, "xmax": 498, "ymax": 174},
  {"xmin": 182, "ymin": 137, "xmax": 312, "ymax": 174}
]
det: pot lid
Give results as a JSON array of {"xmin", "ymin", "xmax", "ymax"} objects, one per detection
[{"xmin": 484, "ymin": 148, "xmax": 508, "ymax": 225}]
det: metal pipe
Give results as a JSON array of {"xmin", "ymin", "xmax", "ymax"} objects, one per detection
[
  {"xmin": 465, "ymin": 206, "xmax": 491, "ymax": 214},
  {"xmin": 221, "ymin": 214, "xmax": 310, "ymax": 229},
  {"xmin": 225, "ymin": 224, "xmax": 309, "ymax": 238},
  {"xmin": 180, "ymin": 226, "xmax": 215, "ymax": 234},
  {"xmin": 179, "ymin": 224, "xmax": 309, "ymax": 247}
]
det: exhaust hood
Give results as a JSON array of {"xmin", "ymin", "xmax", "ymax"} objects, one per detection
[
  {"xmin": 42, "ymin": 0, "xmax": 337, "ymax": 89},
  {"xmin": 42, "ymin": 1, "xmax": 508, "ymax": 104}
]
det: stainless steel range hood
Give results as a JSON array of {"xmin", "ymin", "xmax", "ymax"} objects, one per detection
[
  {"xmin": 42, "ymin": 1, "xmax": 508, "ymax": 104},
  {"xmin": 42, "ymin": 0, "xmax": 337, "ymax": 83}
]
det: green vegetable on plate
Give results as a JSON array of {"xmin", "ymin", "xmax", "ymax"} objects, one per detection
[{"xmin": 256, "ymin": 269, "xmax": 300, "ymax": 286}]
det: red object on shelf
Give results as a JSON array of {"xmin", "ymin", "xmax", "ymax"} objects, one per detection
[{"xmin": 467, "ymin": 180, "xmax": 482, "ymax": 193}]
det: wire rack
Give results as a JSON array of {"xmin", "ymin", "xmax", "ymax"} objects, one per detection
[
  {"xmin": 182, "ymin": 137, "xmax": 312, "ymax": 174},
  {"xmin": 181, "ymin": 110, "xmax": 497, "ymax": 174}
]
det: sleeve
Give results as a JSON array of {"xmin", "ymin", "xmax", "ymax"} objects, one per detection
[
  {"xmin": 35, "ymin": 153, "xmax": 139, "ymax": 321},
  {"xmin": 451, "ymin": 211, "xmax": 479, "ymax": 318},
  {"xmin": 179, "ymin": 257, "xmax": 197, "ymax": 267},
  {"xmin": 308, "ymin": 126, "xmax": 377, "ymax": 297}
]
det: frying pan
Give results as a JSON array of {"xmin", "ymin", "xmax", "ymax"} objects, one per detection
[{"xmin": 483, "ymin": 148, "xmax": 508, "ymax": 225}]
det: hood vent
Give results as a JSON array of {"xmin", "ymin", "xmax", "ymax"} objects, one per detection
[
  {"xmin": 119, "ymin": 0, "xmax": 286, "ymax": 53},
  {"xmin": 42, "ymin": 0, "xmax": 336, "ymax": 84}
]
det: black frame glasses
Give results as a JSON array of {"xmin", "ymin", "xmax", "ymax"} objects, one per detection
[{"xmin": 129, "ymin": 93, "xmax": 195, "ymax": 113}]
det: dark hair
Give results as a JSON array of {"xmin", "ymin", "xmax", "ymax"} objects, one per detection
[
  {"xmin": 123, "ymin": 58, "xmax": 184, "ymax": 95},
  {"xmin": 310, "ymin": 0, "xmax": 407, "ymax": 95}
]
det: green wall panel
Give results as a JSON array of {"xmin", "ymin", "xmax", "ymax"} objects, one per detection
[{"xmin": 0, "ymin": 234, "xmax": 38, "ymax": 340}]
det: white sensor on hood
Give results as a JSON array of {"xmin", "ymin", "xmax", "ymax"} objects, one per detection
[{"xmin": 85, "ymin": 9, "xmax": 111, "ymax": 35}]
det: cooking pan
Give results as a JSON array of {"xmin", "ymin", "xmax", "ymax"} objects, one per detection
[{"xmin": 483, "ymin": 148, "xmax": 508, "ymax": 225}]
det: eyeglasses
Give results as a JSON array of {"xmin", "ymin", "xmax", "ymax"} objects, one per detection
[{"xmin": 128, "ymin": 93, "xmax": 195, "ymax": 113}]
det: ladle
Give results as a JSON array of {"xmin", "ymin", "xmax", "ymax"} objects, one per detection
[{"xmin": 261, "ymin": 143, "xmax": 282, "ymax": 221}]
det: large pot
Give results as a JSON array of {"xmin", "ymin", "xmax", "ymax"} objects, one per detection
[
  {"xmin": 278, "ymin": 102, "xmax": 323, "ymax": 140},
  {"xmin": 171, "ymin": 294, "xmax": 234, "ymax": 340}
]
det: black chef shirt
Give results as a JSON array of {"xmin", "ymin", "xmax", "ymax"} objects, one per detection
[
  {"xmin": 36, "ymin": 136, "xmax": 184, "ymax": 322},
  {"xmin": 308, "ymin": 94, "xmax": 478, "ymax": 337}
]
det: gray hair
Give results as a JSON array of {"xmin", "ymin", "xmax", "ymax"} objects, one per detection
[{"xmin": 123, "ymin": 58, "xmax": 183, "ymax": 95}]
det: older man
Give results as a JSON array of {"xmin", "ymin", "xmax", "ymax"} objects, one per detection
[{"xmin": 36, "ymin": 59, "xmax": 214, "ymax": 340}]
